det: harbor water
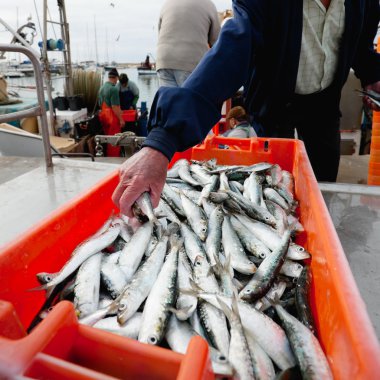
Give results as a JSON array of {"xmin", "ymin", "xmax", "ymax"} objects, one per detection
[{"xmin": 5, "ymin": 67, "xmax": 159, "ymax": 112}]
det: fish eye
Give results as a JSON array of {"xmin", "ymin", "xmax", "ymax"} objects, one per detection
[
  {"xmin": 195, "ymin": 260, "xmax": 201, "ymax": 266},
  {"xmin": 260, "ymin": 252, "xmax": 266, "ymax": 259},
  {"xmin": 46, "ymin": 275, "xmax": 52, "ymax": 282},
  {"xmin": 119, "ymin": 303, "xmax": 127, "ymax": 311},
  {"xmin": 48, "ymin": 307, "xmax": 54, "ymax": 312},
  {"xmin": 245, "ymin": 289, "xmax": 252, "ymax": 294},
  {"xmin": 149, "ymin": 336, "xmax": 158, "ymax": 344},
  {"xmin": 218, "ymin": 355, "xmax": 227, "ymax": 363},
  {"xmin": 297, "ymin": 246, "xmax": 305, "ymax": 252},
  {"xmin": 201, "ymin": 227, "xmax": 207, "ymax": 233}
]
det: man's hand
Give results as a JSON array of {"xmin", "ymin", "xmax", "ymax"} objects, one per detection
[
  {"xmin": 364, "ymin": 82, "xmax": 380, "ymax": 111},
  {"xmin": 112, "ymin": 147, "xmax": 169, "ymax": 217}
]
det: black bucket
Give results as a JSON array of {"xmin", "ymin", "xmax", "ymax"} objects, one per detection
[
  {"xmin": 68, "ymin": 95, "xmax": 84, "ymax": 111},
  {"xmin": 55, "ymin": 96, "xmax": 69, "ymax": 111}
]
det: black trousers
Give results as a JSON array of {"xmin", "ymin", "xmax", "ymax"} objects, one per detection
[{"xmin": 262, "ymin": 86, "xmax": 341, "ymax": 182}]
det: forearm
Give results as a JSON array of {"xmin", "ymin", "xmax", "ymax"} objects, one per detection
[
  {"xmin": 132, "ymin": 96, "xmax": 139, "ymax": 107},
  {"xmin": 112, "ymin": 105, "xmax": 124, "ymax": 122}
]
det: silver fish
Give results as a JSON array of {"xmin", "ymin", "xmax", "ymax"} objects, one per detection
[
  {"xmin": 162, "ymin": 183, "xmax": 186, "ymax": 216},
  {"xmin": 180, "ymin": 192, "xmax": 208, "ymax": 241},
  {"xmin": 287, "ymin": 213, "xmax": 305, "ymax": 234},
  {"xmin": 239, "ymin": 230, "xmax": 291, "ymax": 302},
  {"xmin": 144, "ymin": 235, "xmax": 159, "ymax": 257},
  {"xmin": 173, "ymin": 247, "xmax": 197, "ymax": 321},
  {"xmin": 280, "ymin": 260, "xmax": 304, "ymax": 278},
  {"xmin": 194, "ymin": 292, "xmax": 296, "ymax": 370},
  {"xmin": 230, "ymin": 216, "xmax": 271, "ymax": 259},
  {"xmin": 227, "ymin": 190, "xmax": 277, "ymax": 228},
  {"xmin": 274, "ymin": 303, "xmax": 333, "ymax": 379},
  {"xmin": 219, "ymin": 172, "xmax": 230, "ymax": 192},
  {"xmin": 222, "ymin": 216, "xmax": 257, "ymax": 275},
  {"xmin": 133, "ymin": 192, "xmax": 158, "ymax": 224},
  {"xmin": 117, "ymin": 221, "xmax": 153, "ymax": 281},
  {"xmin": 234, "ymin": 214, "xmax": 311, "ymax": 261},
  {"xmin": 180, "ymin": 223, "xmax": 207, "ymax": 264},
  {"xmin": 155, "ymin": 198, "xmax": 181, "ymax": 225},
  {"xmin": 246, "ymin": 333, "xmax": 276, "ymax": 380},
  {"xmin": 117, "ymin": 235, "xmax": 169, "ymax": 324},
  {"xmin": 73, "ymin": 252, "xmax": 102, "ymax": 318},
  {"xmin": 217, "ymin": 297, "xmax": 255, "ymax": 380},
  {"xmin": 112, "ymin": 217, "xmax": 133, "ymax": 243},
  {"xmin": 193, "ymin": 256, "xmax": 230, "ymax": 357},
  {"xmin": 93, "ymin": 313, "xmax": 142, "ymax": 339},
  {"xmin": 190, "ymin": 163, "xmax": 213, "ymax": 185},
  {"xmin": 177, "ymin": 159, "xmax": 201, "ymax": 186},
  {"xmin": 254, "ymin": 281, "xmax": 287, "ymax": 312},
  {"xmin": 265, "ymin": 199, "xmax": 288, "ymax": 235},
  {"xmin": 166, "ymin": 160, "xmax": 182, "ymax": 178},
  {"xmin": 100, "ymin": 260, "xmax": 127, "ymax": 299},
  {"xmin": 165, "ymin": 315, "xmax": 233, "ymax": 377},
  {"xmin": 138, "ymin": 237, "xmax": 180, "ymax": 345},
  {"xmin": 243, "ymin": 172, "xmax": 263, "ymax": 205},
  {"xmin": 264, "ymin": 188, "xmax": 290, "ymax": 213},
  {"xmin": 197, "ymin": 174, "xmax": 219, "ymax": 205},
  {"xmin": 205, "ymin": 205, "xmax": 224, "ymax": 266},
  {"xmin": 31, "ymin": 223, "xmax": 121, "ymax": 291}
]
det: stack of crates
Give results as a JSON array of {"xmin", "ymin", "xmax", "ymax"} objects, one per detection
[{"xmin": 368, "ymin": 111, "xmax": 380, "ymax": 185}]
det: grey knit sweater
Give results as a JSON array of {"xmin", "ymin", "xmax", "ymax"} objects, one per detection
[{"xmin": 156, "ymin": 0, "xmax": 221, "ymax": 72}]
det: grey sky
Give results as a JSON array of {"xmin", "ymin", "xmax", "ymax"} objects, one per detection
[{"xmin": 0, "ymin": 0, "xmax": 232, "ymax": 63}]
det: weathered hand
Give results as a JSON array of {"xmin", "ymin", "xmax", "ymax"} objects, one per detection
[
  {"xmin": 112, "ymin": 147, "xmax": 169, "ymax": 217},
  {"xmin": 364, "ymin": 82, "xmax": 380, "ymax": 111}
]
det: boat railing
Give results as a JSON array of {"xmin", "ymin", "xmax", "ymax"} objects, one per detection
[{"xmin": 0, "ymin": 44, "xmax": 52, "ymax": 167}]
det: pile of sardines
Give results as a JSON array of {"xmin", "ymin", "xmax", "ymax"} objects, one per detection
[{"xmin": 31, "ymin": 159, "xmax": 333, "ymax": 380}]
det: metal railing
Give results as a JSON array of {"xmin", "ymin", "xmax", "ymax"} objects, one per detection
[{"xmin": 0, "ymin": 44, "xmax": 52, "ymax": 167}]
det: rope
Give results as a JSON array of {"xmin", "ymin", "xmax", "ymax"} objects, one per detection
[
  {"xmin": 33, "ymin": 0, "xmax": 43, "ymax": 42},
  {"xmin": 114, "ymin": 131, "xmax": 137, "ymax": 145}
]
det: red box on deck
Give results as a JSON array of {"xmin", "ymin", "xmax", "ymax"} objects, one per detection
[{"xmin": 122, "ymin": 110, "xmax": 137, "ymax": 122}]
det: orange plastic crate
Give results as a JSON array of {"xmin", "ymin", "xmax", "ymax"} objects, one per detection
[
  {"xmin": 0, "ymin": 136, "xmax": 379, "ymax": 379},
  {"xmin": 0, "ymin": 173, "xmax": 212, "ymax": 380}
]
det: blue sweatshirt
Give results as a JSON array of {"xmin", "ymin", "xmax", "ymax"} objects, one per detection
[{"xmin": 143, "ymin": 0, "xmax": 380, "ymax": 161}]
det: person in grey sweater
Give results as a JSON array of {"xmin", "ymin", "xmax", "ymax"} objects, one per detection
[
  {"xmin": 156, "ymin": 0, "xmax": 221, "ymax": 87},
  {"xmin": 223, "ymin": 106, "xmax": 257, "ymax": 138}
]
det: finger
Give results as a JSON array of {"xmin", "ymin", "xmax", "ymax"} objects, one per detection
[
  {"xmin": 112, "ymin": 182, "xmax": 127, "ymax": 209},
  {"xmin": 118, "ymin": 184, "xmax": 145, "ymax": 217}
]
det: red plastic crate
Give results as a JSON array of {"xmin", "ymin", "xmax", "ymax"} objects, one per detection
[
  {"xmin": 0, "ymin": 136, "xmax": 379, "ymax": 379},
  {"xmin": 122, "ymin": 110, "xmax": 137, "ymax": 122}
]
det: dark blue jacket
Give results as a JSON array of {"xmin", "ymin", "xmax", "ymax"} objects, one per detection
[{"xmin": 144, "ymin": 0, "xmax": 380, "ymax": 160}]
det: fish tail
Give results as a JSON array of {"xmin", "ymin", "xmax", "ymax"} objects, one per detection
[
  {"xmin": 216, "ymin": 296, "xmax": 234, "ymax": 322},
  {"xmin": 168, "ymin": 305, "xmax": 194, "ymax": 320}
]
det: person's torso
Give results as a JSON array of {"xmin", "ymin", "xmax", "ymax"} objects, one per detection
[
  {"xmin": 228, "ymin": 122, "xmax": 256, "ymax": 138},
  {"xmin": 99, "ymin": 82, "xmax": 119, "ymax": 107},
  {"xmin": 295, "ymin": 0, "xmax": 346, "ymax": 94},
  {"xmin": 156, "ymin": 0, "xmax": 219, "ymax": 72},
  {"xmin": 243, "ymin": 0, "xmax": 367, "ymax": 123}
]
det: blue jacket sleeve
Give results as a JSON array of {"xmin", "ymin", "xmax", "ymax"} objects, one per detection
[
  {"xmin": 352, "ymin": 0, "xmax": 380, "ymax": 86},
  {"xmin": 143, "ymin": 0, "xmax": 266, "ymax": 160}
]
